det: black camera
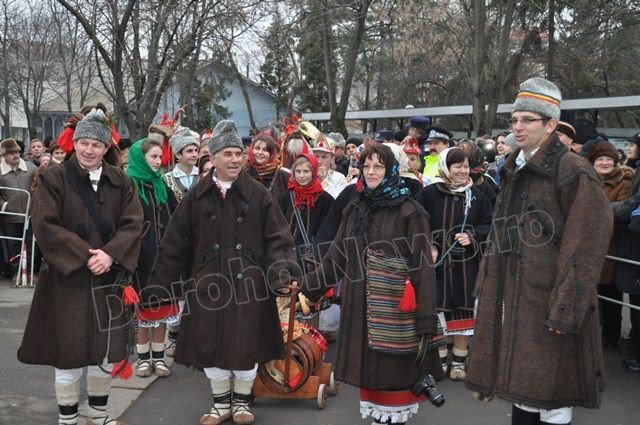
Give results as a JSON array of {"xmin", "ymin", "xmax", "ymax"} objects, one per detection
[{"xmin": 411, "ymin": 372, "xmax": 445, "ymax": 407}]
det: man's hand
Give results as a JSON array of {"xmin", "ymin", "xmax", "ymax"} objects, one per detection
[
  {"xmin": 87, "ymin": 249, "xmax": 114, "ymax": 276},
  {"xmin": 548, "ymin": 326, "xmax": 566, "ymax": 335}
]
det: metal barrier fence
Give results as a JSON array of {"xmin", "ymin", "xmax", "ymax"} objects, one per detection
[
  {"xmin": 601, "ymin": 255, "xmax": 640, "ymax": 312},
  {"xmin": 0, "ymin": 186, "xmax": 33, "ymax": 287}
]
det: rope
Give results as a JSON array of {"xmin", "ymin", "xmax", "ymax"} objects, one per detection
[{"xmin": 434, "ymin": 189, "xmax": 475, "ymax": 268}]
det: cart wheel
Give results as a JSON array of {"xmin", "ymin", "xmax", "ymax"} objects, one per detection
[
  {"xmin": 328, "ymin": 371, "xmax": 338, "ymax": 396},
  {"xmin": 317, "ymin": 384, "xmax": 328, "ymax": 409}
]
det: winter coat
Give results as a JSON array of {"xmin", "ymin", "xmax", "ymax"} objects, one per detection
[
  {"xmin": 612, "ymin": 191, "xmax": 640, "ymax": 295},
  {"xmin": 314, "ymin": 184, "xmax": 357, "ymax": 257},
  {"xmin": 147, "ymin": 170, "xmax": 300, "ymax": 370},
  {"xmin": 247, "ymin": 167, "xmax": 290, "ymax": 204},
  {"xmin": 18, "ymin": 155, "xmax": 143, "ymax": 369},
  {"xmin": 0, "ymin": 158, "xmax": 37, "ymax": 223},
  {"xmin": 135, "ymin": 182, "xmax": 177, "ymax": 300},
  {"xmin": 465, "ymin": 135, "xmax": 612, "ymax": 409},
  {"xmin": 416, "ymin": 183, "xmax": 492, "ymax": 310},
  {"xmin": 597, "ymin": 165, "xmax": 632, "ymax": 285},
  {"xmin": 303, "ymin": 195, "xmax": 442, "ymax": 390}
]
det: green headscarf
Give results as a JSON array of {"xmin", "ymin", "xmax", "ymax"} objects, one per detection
[{"xmin": 126, "ymin": 139, "xmax": 168, "ymax": 205}]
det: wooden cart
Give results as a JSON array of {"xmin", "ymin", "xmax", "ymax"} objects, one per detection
[{"xmin": 252, "ymin": 289, "xmax": 337, "ymax": 408}]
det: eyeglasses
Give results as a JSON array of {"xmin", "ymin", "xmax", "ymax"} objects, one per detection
[
  {"xmin": 363, "ymin": 164, "xmax": 386, "ymax": 173},
  {"xmin": 510, "ymin": 117, "xmax": 549, "ymax": 126}
]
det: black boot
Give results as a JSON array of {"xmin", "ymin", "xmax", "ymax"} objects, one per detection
[{"xmin": 511, "ymin": 405, "xmax": 539, "ymax": 425}]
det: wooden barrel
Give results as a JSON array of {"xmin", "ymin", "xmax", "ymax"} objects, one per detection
[{"xmin": 258, "ymin": 333, "xmax": 325, "ymax": 393}]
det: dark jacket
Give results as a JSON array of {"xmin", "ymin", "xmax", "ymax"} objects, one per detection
[
  {"xmin": 416, "ymin": 183, "xmax": 492, "ymax": 310},
  {"xmin": 278, "ymin": 189, "xmax": 334, "ymax": 254},
  {"xmin": 335, "ymin": 155, "xmax": 350, "ymax": 177},
  {"xmin": 135, "ymin": 182, "xmax": 177, "ymax": 300},
  {"xmin": 303, "ymin": 196, "xmax": 442, "ymax": 390},
  {"xmin": 18, "ymin": 156, "xmax": 143, "ymax": 369},
  {"xmin": 247, "ymin": 167, "xmax": 290, "ymax": 204},
  {"xmin": 598, "ymin": 165, "xmax": 633, "ymax": 285},
  {"xmin": 465, "ymin": 135, "xmax": 612, "ymax": 409},
  {"xmin": 612, "ymin": 191, "xmax": 640, "ymax": 295},
  {"xmin": 147, "ymin": 170, "xmax": 300, "ymax": 370}
]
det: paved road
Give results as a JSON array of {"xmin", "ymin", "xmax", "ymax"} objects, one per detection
[{"xmin": 2, "ymin": 282, "xmax": 639, "ymax": 424}]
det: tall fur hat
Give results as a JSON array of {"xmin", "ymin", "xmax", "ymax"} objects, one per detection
[
  {"xmin": 209, "ymin": 120, "xmax": 243, "ymax": 154},
  {"xmin": 73, "ymin": 108, "xmax": 112, "ymax": 146}
]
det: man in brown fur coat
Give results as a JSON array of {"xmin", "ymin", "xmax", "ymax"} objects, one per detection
[{"xmin": 466, "ymin": 78, "xmax": 613, "ymax": 425}]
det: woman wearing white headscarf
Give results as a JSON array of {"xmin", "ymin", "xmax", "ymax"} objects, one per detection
[{"xmin": 415, "ymin": 147, "xmax": 492, "ymax": 381}]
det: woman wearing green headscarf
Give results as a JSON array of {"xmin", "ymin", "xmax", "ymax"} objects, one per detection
[{"xmin": 126, "ymin": 138, "xmax": 178, "ymax": 378}]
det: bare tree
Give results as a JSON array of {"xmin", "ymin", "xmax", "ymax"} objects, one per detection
[
  {"xmin": 6, "ymin": 2, "xmax": 57, "ymax": 139},
  {"xmin": 54, "ymin": 0, "xmax": 236, "ymax": 139},
  {"xmin": 0, "ymin": 0, "xmax": 18, "ymax": 137},
  {"xmin": 47, "ymin": 0, "xmax": 96, "ymax": 112}
]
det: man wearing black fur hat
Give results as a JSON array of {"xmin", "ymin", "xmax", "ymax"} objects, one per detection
[
  {"xmin": 466, "ymin": 77, "xmax": 612, "ymax": 425},
  {"xmin": 148, "ymin": 119, "xmax": 300, "ymax": 425},
  {"xmin": 18, "ymin": 108, "xmax": 144, "ymax": 425}
]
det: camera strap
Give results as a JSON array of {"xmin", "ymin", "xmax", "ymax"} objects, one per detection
[{"xmin": 290, "ymin": 191, "xmax": 312, "ymax": 247}]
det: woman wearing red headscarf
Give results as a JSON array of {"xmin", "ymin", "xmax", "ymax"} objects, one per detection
[
  {"xmin": 245, "ymin": 134, "xmax": 290, "ymax": 202},
  {"xmin": 278, "ymin": 153, "xmax": 334, "ymax": 273}
]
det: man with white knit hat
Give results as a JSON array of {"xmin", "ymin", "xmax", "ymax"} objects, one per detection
[
  {"xmin": 466, "ymin": 77, "xmax": 613, "ymax": 425},
  {"xmin": 148, "ymin": 120, "xmax": 300, "ymax": 425},
  {"xmin": 163, "ymin": 127, "xmax": 200, "ymax": 203}
]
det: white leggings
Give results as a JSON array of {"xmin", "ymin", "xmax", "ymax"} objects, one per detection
[
  {"xmin": 54, "ymin": 365, "xmax": 112, "ymax": 384},
  {"xmin": 516, "ymin": 404, "xmax": 573, "ymax": 424},
  {"xmin": 203, "ymin": 364, "xmax": 258, "ymax": 381}
]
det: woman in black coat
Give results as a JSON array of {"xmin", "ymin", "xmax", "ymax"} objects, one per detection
[
  {"xmin": 278, "ymin": 152, "xmax": 333, "ymax": 272},
  {"xmin": 416, "ymin": 147, "xmax": 492, "ymax": 381},
  {"xmin": 126, "ymin": 138, "xmax": 178, "ymax": 378}
]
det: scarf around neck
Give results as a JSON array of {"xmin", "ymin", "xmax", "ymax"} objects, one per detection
[
  {"xmin": 437, "ymin": 147, "xmax": 474, "ymax": 193},
  {"xmin": 288, "ymin": 152, "xmax": 324, "ymax": 210},
  {"xmin": 356, "ymin": 153, "xmax": 410, "ymax": 235},
  {"xmin": 247, "ymin": 144, "xmax": 279, "ymax": 179},
  {"xmin": 126, "ymin": 139, "xmax": 168, "ymax": 205}
]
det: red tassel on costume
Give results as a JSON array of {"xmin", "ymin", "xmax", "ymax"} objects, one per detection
[
  {"xmin": 398, "ymin": 279, "xmax": 417, "ymax": 312},
  {"xmin": 161, "ymin": 139, "xmax": 173, "ymax": 168},
  {"xmin": 122, "ymin": 285, "xmax": 140, "ymax": 306},
  {"xmin": 57, "ymin": 127, "xmax": 76, "ymax": 154},
  {"xmin": 112, "ymin": 359, "xmax": 133, "ymax": 380},
  {"xmin": 324, "ymin": 288, "xmax": 335, "ymax": 299}
]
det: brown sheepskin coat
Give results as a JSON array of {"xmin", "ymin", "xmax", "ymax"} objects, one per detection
[
  {"xmin": 147, "ymin": 170, "xmax": 300, "ymax": 370},
  {"xmin": 466, "ymin": 135, "xmax": 613, "ymax": 409},
  {"xmin": 18, "ymin": 156, "xmax": 143, "ymax": 369}
]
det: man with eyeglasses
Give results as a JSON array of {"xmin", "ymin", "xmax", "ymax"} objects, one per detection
[{"xmin": 466, "ymin": 77, "xmax": 612, "ymax": 425}]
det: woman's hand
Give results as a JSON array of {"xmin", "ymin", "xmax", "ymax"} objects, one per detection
[
  {"xmin": 431, "ymin": 246, "xmax": 438, "ymax": 263},
  {"xmin": 454, "ymin": 232, "xmax": 472, "ymax": 247}
]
